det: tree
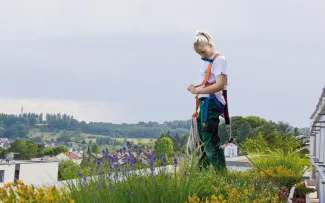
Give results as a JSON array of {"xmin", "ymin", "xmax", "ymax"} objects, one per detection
[
  {"xmin": 155, "ymin": 137, "xmax": 174, "ymax": 160},
  {"xmin": 175, "ymin": 134, "xmax": 189, "ymax": 147},
  {"xmin": 294, "ymin": 127, "xmax": 299, "ymax": 137},
  {"xmin": 43, "ymin": 145, "xmax": 67, "ymax": 156},
  {"xmin": 54, "ymin": 145, "xmax": 68, "ymax": 155},
  {"xmin": 25, "ymin": 140, "xmax": 38, "ymax": 158},
  {"xmin": 91, "ymin": 143, "xmax": 100, "ymax": 154},
  {"xmin": 236, "ymin": 121, "xmax": 253, "ymax": 143},
  {"xmin": 241, "ymin": 133, "xmax": 270, "ymax": 154},
  {"xmin": 0, "ymin": 127, "xmax": 4, "ymax": 137},
  {"xmin": 39, "ymin": 113, "xmax": 43, "ymax": 123},
  {"xmin": 58, "ymin": 159, "xmax": 80, "ymax": 181},
  {"xmin": 8, "ymin": 139, "xmax": 29, "ymax": 160},
  {"xmin": 0, "ymin": 147, "xmax": 6, "ymax": 158},
  {"xmin": 252, "ymin": 121, "xmax": 277, "ymax": 145},
  {"xmin": 245, "ymin": 116, "xmax": 267, "ymax": 129},
  {"xmin": 276, "ymin": 121, "xmax": 291, "ymax": 134}
]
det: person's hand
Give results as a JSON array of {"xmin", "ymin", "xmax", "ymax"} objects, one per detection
[{"xmin": 187, "ymin": 84, "xmax": 198, "ymax": 94}]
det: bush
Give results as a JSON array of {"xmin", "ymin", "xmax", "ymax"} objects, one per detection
[{"xmin": 251, "ymin": 149, "xmax": 310, "ymax": 188}]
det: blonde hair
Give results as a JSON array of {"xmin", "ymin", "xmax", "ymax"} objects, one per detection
[{"xmin": 193, "ymin": 30, "xmax": 214, "ymax": 47}]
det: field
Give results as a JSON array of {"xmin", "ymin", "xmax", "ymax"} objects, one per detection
[{"xmin": 27, "ymin": 129, "xmax": 154, "ymax": 144}]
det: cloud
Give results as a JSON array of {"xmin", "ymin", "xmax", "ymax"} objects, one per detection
[
  {"xmin": 0, "ymin": 0, "xmax": 324, "ymax": 127},
  {"xmin": 2, "ymin": 0, "xmax": 323, "ymax": 41}
]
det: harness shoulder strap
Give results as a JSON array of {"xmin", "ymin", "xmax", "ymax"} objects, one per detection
[{"xmin": 192, "ymin": 53, "xmax": 221, "ymax": 118}]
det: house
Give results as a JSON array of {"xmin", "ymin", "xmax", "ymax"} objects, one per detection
[
  {"xmin": 0, "ymin": 138, "xmax": 11, "ymax": 149},
  {"xmin": 0, "ymin": 159, "xmax": 59, "ymax": 186},
  {"xmin": 56, "ymin": 152, "xmax": 82, "ymax": 164},
  {"xmin": 0, "ymin": 138, "xmax": 8, "ymax": 142},
  {"xmin": 43, "ymin": 141, "xmax": 56, "ymax": 148},
  {"xmin": 30, "ymin": 156, "xmax": 59, "ymax": 162},
  {"xmin": 224, "ymin": 143, "xmax": 238, "ymax": 157}
]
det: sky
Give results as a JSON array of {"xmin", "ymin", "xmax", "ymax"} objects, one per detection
[{"xmin": 0, "ymin": 0, "xmax": 324, "ymax": 128}]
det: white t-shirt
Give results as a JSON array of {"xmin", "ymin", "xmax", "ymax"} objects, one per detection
[{"xmin": 197, "ymin": 53, "xmax": 228, "ymax": 105}]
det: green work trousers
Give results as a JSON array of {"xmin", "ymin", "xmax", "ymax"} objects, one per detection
[{"xmin": 197, "ymin": 98, "xmax": 226, "ymax": 171}]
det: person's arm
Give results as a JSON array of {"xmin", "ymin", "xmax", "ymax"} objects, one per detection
[
  {"xmin": 197, "ymin": 74, "xmax": 227, "ymax": 94},
  {"xmin": 188, "ymin": 57, "xmax": 228, "ymax": 95}
]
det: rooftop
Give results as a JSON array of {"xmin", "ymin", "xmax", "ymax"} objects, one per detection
[{"xmin": 0, "ymin": 159, "xmax": 59, "ymax": 165}]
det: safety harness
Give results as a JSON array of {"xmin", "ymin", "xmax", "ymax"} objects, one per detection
[{"xmin": 191, "ymin": 52, "xmax": 232, "ymax": 144}]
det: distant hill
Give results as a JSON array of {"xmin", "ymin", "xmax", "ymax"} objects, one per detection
[
  {"xmin": 0, "ymin": 113, "xmax": 309, "ymax": 143},
  {"xmin": 0, "ymin": 113, "xmax": 190, "ymax": 140}
]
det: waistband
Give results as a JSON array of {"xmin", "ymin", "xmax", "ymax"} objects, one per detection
[{"xmin": 199, "ymin": 97, "xmax": 208, "ymax": 102}]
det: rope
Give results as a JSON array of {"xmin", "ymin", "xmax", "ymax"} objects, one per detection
[{"xmin": 186, "ymin": 117, "xmax": 203, "ymax": 158}]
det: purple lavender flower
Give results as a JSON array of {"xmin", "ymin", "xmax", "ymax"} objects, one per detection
[
  {"xmin": 159, "ymin": 153, "xmax": 164, "ymax": 159},
  {"xmin": 150, "ymin": 155, "xmax": 156, "ymax": 171},
  {"xmin": 174, "ymin": 156, "xmax": 178, "ymax": 168},
  {"xmin": 83, "ymin": 176, "xmax": 88, "ymax": 185},
  {"xmin": 107, "ymin": 173, "xmax": 111, "ymax": 181},
  {"xmin": 146, "ymin": 152, "xmax": 151, "ymax": 160},
  {"xmin": 127, "ymin": 141, "xmax": 132, "ymax": 148},
  {"xmin": 160, "ymin": 153, "xmax": 167, "ymax": 166},
  {"xmin": 127, "ymin": 153, "xmax": 136, "ymax": 166},
  {"xmin": 184, "ymin": 170, "xmax": 187, "ymax": 176},
  {"xmin": 77, "ymin": 171, "xmax": 82, "ymax": 178},
  {"xmin": 113, "ymin": 154, "xmax": 118, "ymax": 162},
  {"xmin": 130, "ymin": 192, "xmax": 134, "ymax": 197}
]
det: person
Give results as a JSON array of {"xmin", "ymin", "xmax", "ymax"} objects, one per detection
[{"xmin": 187, "ymin": 30, "xmax": 228, "ymax": 171}]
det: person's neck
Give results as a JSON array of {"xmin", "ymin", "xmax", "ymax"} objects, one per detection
[{"xmin": 207, "ymin": 51, "xmax": 215, "ymax": 59}]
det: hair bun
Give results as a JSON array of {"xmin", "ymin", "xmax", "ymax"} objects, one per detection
[
  {"xmin": 193, "ymin": 30, "xmax": 214, "ymax": 47},
  {"xmin": 196, "ymin": 30, "xmax": 212, "ymax": 41}
]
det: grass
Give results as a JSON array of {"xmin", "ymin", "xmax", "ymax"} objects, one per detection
[
  {"xmin": 64, "ymin": 153, "xmax": 282, "ymax": 203},
  {"xmin": 115, "ymin": 138, "xmax": 153, "ymax": 144}
]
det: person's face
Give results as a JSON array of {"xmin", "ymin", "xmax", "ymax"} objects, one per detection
[{"xmin": 194, "ymin": 44, "xmax": 214, "ymax": 58}]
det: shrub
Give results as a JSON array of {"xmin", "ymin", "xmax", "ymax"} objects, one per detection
[
  {"xmin": 0, "ymin": 180, "xmax": 72, "ymax": 203},
  {"xmin": 251, "ymin": 149, "xmax": 310, "ymax": 188}
]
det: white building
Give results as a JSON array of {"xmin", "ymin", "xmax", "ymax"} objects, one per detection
[
  {"xmin": 224, "ymin": 143, "xmax": 238, "ymax": 157},
  {"xmin": 308, "ymin": 86, "xmax": 325, "ymax": 203},
  {"xmin": 0, "ymin": 160, "xmax": 59, "ymax": 186}
]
